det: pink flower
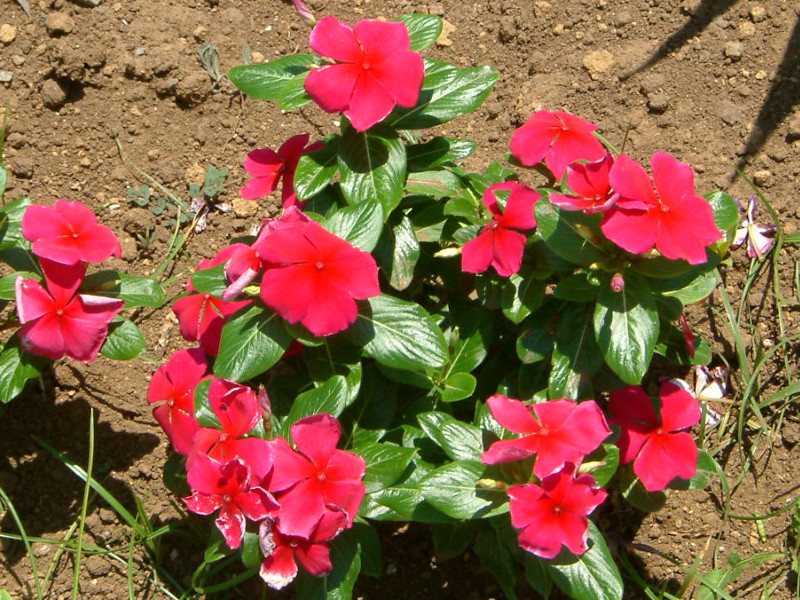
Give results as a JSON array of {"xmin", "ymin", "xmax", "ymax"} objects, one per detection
[
  {"xmin": 462, "ymin": 182, "xmax": 540, "ymax": 277},
  {"xmin": 22, "ymin": 200, "xmax": 121, "ymax": 265},
  {"xmin": 481, "ymin": 395, "xmax": 611, "ymax": 479},
  {"xmin": 266, "ymin": 414, "xmax": 366, "ymax": 539},
  {"xmin": 241, "ymin": 134, "xmax": 322, "ymax": 208},
  {"xmin": 508, "ymin": 464, "xmax": 607, "ymax": 559},
  {"xmin": 608, "ymin": 381, "xmax": 700, "ymax": 492},
  {"xmin": 15, "ymin": 259, "xmax": 124, "ymax": 363},
  {"xmin": 257, "ymin": 217, "xmax": 380, "ymax": 337},
  {"xmin": 600, "ymin": 153, "xmax": 721, "ymax": 265},
  {"xmin": 510, "ymin": 111, "xmax": 606, "ymax": 180},
  {"xmin": 184, "ymin": 455, "xmax": 279, "ymax": 549},
  {"xmin": 189, "ymin": 378, "xmax": 274, "ymax": 481},
  {"xmin": 258, "ymin": 510, "xmax": 347, "ymax": 590},
  {"xmin": 304, "ymin": 16, "xmax": 425, "ymax": 131},
  {"xmin": 550, "ymin": 154, "xmax": 619, "ymax": 213},
  {"xmin": 147, "ymin": 348, "xmax": 208, "ymax": 455},
  {"xmin": 732, "ymin": 195, "xmax": 776, "ymax": 259}
]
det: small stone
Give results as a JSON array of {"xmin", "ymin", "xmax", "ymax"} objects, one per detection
[
  {"xmin": 613, "ymin": 10, "xmax": 632, "ymax": 26},
  {"xmin": 32, "ymin": 543, "xmax": 52, "ymax": 558},
  {"xmin": 782, "ymin": 421, "xmax": 800, "ymax": 446},
  {"xmin": 122, "ymin": 207, "xmax": 157, "ymax": 237},
  {"xmin": 147, "ymin": 149, "xmax": 159, "ymax": 161},
  {"xmin": 70, "ymin": 0, "xmax": 104, "ymax": 6},
  {"xmin": 0, "ymin": 71, "xmax": 12, "ymax": 83},
  {"xmin": 11, "ymin": 158, "xmax": 33, "ymax": 179},
  {"xmin": 192, "ymin": 25, "xmax": 208, "ymax": 42},
  {"xmin": 738, "ymin": 22, "xmax": 756, "ymax": 37},
  {"xmin": 427, "ymin": 2, "xmax": 445, "ymax": 16},
  {"xmin": 119, "ymin": 233, "xmax": 138, "ymax": 261},
  {"xmin": 749, "ymin": 6, "xmax": 767, "ymax": 23},
  {"xmin": 45, "ymin": 13, "xmax": 76, "ymax": 36},
  {"xmin": 582, "ymin": 50, "xmax": 615, "ymax": 78},
  {"xmin": 639, "ymin": 73, "xmax": 666, "ymax": 95},
  {"xmin": 752, "ymin": 169, "xmax": 772, "ymax": 187},
  {"xmin": 41, "ymin": 78, "xmax": 68, "ymax": 109},
  {"xmin": 85, "ymin": 555, "xmax": 110, "ymax": 577},
  {"xmin": 250, "ymin": 51, "xmax": 265, "ymax": 63},
  {"xmin": 498, "ymin": 16, "xmax": 517, "ymax": 43},
  {"xmin": 436, "ymin": 19, "xmax": 455, "ymax": 47},
  {"xmin": 232, "ymin": 197, "xmax": 259, "ymax": 218},
  {"xmin": 647, "ymin": 93, "xmax": 671, "ymax": 114},
  {"xmin": 553, "ymin": 23, "xmax": 565, "ymax": 35},
  {"xmin": 724, "ymin": 41, "xmax": 744, "ymax": 61},
  {"xmin": 0, "ymin": 24, "xmax": 17, "ymax": 45},
  {"xmin": 79, "ymin": 157, "xmax": 91, "ymax": 168},
  {"xmin": 11, "ymin": 55, "xmax": 24, "ymax": 66}
]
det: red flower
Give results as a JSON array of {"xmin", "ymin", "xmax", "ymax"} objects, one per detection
[
  {"xmin": 481, "ymin": 395, "xmax": 611, "ymax": 479},
  {"xmin": 189, "ymin": 378, "xmax": 274, "ymax": 481},
  {"xmin": 266, "ymin": 413, "xmax": 365, "ymax": 539},
  {"xmin": 304, "ymin": 16, "xmax": 424, "ymax": 131},
  {"xmin": 257, "ymin": 217, "xmax": 380, "ymax": 337},
  {"xmin": 508, "ymin": 464, "xmax": 607, "ymax": 559},
  {"xmin": 550, "ymin": 153, "xmax": 619, "ymax": 213},
  {"xmin": 601, "ymin": 153, "xmax": 721, "ymax": 265},
  {"xmin": 241, "ymin": 134, "xmax": 322, "ymax": 208},
  {"xmin": 184, "ymin": 455, "xmax": 279, "ymax": 549},
  {"xmin": 147, "ymin": 348, "xmax": 208, "ymax": 455},
  {"xmin": 258, "ymin": 510, "xmax": 347, "ymax": 590},
  {"xmin": 462, "ymin": 182, "xmax": 540, "ymax": 277},
  {"xmin": 15, "ymin": 259, "xmax": 124, "ymax": 362},
  {"xmin": 510, "ymin": 111, "xmax": 606, "ymax": 180},
  {"xmin": 608, "ymin": 381, "xmax": 700, "ymax": 492}
]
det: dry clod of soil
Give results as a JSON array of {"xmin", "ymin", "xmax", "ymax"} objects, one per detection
[
  {"xmin": 175, "ymin": 71, "xmax": 211, "ymax": 107},
  {"xmin": 647, "ymin": 92, "xmax": 671, "ymax": 114},
  {"xmin": 45, "ymin": 12, "xmax": 76, "ymax": 36},
  {"xmin": 41, "ymin": 78, "xmax": 68, "ymax": 109},
  {"xmin": 752, "ymin": 169, "xmax": 772, "ymax": 187},
  {"xmin": 0, "ymin": 23, "xmax": 17, "ymax": 44},
  {"xmin": 582, "ymin": 49, "xmax": 615, "ymax": 78},
  {"xmin": 787, "ymin": 114, "xmax": 800, "ymax": 139},
  {"xmin": 724, "ymin": 41, "xmax": 744, "ymax": 61},
  {"xmin": 232, "ymin": 197, "xmax": 259, "ymax": 218},
  {"xmin": 122, "ymin": 207, "xmax": 158, "ymax": 237},
  {"xmin": 71, "ymin": 0, "xmax": 104, "ymax": 7},
  {"xmin": 749, "ymin": 5, "xmax": 767, "ymax": 23}
]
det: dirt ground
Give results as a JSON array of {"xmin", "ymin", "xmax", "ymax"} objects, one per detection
[{"xmin": 0, "ymin": 0, "xmax": 798, "ymax": 598}]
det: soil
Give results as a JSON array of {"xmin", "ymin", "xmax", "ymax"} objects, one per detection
[{"xmin": 0, "ymin": 0, "xmax": 798, "ymax": 598}]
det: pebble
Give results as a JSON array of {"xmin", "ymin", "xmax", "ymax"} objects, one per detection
[
  {"xmin": 752, "ymin": 169, "xmax": 772, "ymax": 187},
  {"xmin": 250, "ymin": 51, "xmax": 265, "ymax": 63},
  {"xmin": 582, "ymin": 49, "xmax": 615, "ymax": 78},
  {"xmin": 749, "ymin": 6, "xmax": 767, "ymax": 23},
  {"xmin": 436, "ymin": 19, "xmax": 455, "ymax": 47},
  {"xmin": 0, "ymin": 71, "xmax": 12, "ymax": 83},
  {"xmin": 45, "ymin": 12, "xmax": 76, "ymax": 36},
  {"xmin": 11, "ymin": 55, "xmax": 24, "ymax": 66},
  {"xmin": 71, "ymin": 0, "xmax": 104, "ymax": 6},
  {"xmin": 0, "ymin": 24, "xmax": 17, "ymax": 44},
  {"xmin": 232, "ymin": 197, "xmax": 258, "ymax": 218},
  {"xmin": 41, "ymin": 78, "xmax": 68, "ymax": 109},
  {"xmin": 647, "ymin": 92, "xmax": 671, "ymax": 113},
  {"xmin": 613, "ymin": 10, "xmax": 632, "ymax": 26},
  {"xmin": 724, "ymin": 41, "xmax": 744, "ymax": 61},
  {"xmin": 32, "ymin": 542, "xmax": 52, "ymax": 557}
]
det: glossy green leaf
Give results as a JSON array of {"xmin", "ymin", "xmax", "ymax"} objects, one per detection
[
  {"xmin": 407, "ymin": 137, "xmax": 476, "ymax": 171},
  {"xmin": 619, "ymin": 466, "xmax": 666, "ymax": 512},
  {"xmin": 516, "ymin": 308, "xmax": 557, "ymax": 365},
  {"xmin": 548, "ymin": 522, "xmax": 623, "ymax": 600},
  {"xmin": 361, "ymin": 459, "xmax": 451, "ymax": 523},
  {"xmin": 0, "ymin": 197, "xmax": 31, "ymax": 250},
  {"xmin": 287, "ymin": 375, "xmax": 350, "ymax": 425},
  {"xmin": 100, "ymin": 318, "xmax": 145, "ymax": 360},
  {"xmin": 405, "ymin": 170, "xmax": 460, "ymax": 196},
  {"xmin": 338, "ymin": 124, "xmax": 406, "ymax": 214},
  {"xmin": 359, "ymin": 442, "xmax": 417, "ymax": 493},
  {"xmin": 417, "ymin": 412, "xmax": 482, "ymax": 461},
  {"xmin": 585, "ymin": 443, "xmax": 620, "ymax": 488},
  {"xmin": 0, "ymin": 336, "xmax": 42, "ymax": 403},
  {"xmin": 349, "ymin": 294, "xmax": 447, "ymax": 372},
  {"xmin": 0, "ymin": 270, "xmax": 37, "ymax": 300},
  {"xmin": 278, "ymin": 70, "xmax": 312, "ymax": 109},
  {"xmin": 555, "ymin": 272, "xmax": 599, "ymax": 301},
  {"xmin": 325, "ymin": 201, "xmax": 384, "ymax": 252},
  {"xmin": 214, "ymin": 304, "xmax": 291, "ymax": 381},
  {"xmin": 660, "ymin": 269, "xmax": 718, "ymax": 305},
  {"xmin": 594, "ymin": 274, "xmax": 659, "ymax": 385},
  {"xmin": 433, "ymin": 522, "xmax": 477, "ymax": 559},
  {"xmin": 228, "ymin": 54, "xmax": 321, "ymax": 100},
  {"xmin": 390, "ymin": 62, "xmax": 499, "ymax": 129},
  {"xmin": 193, "ymin": 379, "xmax": 220, "ymax": 429},
  {"xmin": 447, "ymin": 325, "xmax": 489, "ymax": 374},
  {"xmin": 475, "ymin": 524, "xmax": 519, "ymax": 599},
  {"xmin": 240, "ymin": 531, "xmax": 261, "ymax": 569},
  {"xmin": 535, "ymin": 200, "xmax": 606, "ymax": 266},
  {"xmin": 524, "ymin": 554, "xmax": 554, "ymax": 599},
  {"xmin": 375, "ymin": 216, "xmax": 420, "ymax": 291},
  {"xmin": 668, "ymin": 449, "xmax": 720, "ymax": 491},
  {"xmin": 501, "ymin": 274, "xmax": 546, "ymax": 324},
  {"xmin": 549, "ymin": 302, "xmax": 602, "ymax": 399},
  {"xmin": 440, "ymin": 372, "xmax": 477, "ymax": 402},
  {"xmin": 706, "ymin": 190, "xmax": 740, "ymax": 239},
  {"xmin": 0, "ymin": 165, "xmax": 7, "ymax": 199},
  {"xmin": 396, "ymin": 14, "xmax": 443, "ymax": 51},
  {"xmin": 420, "ymin": 460, "xmax": 508, "ymax": 519},
  {"xmin": 188, "ymin": 264, "xmax": 227, "ymax": 297},
  {"xmin": 296, "ymin": 530, "xmax": 361, "ymax": 600},
  {"xmin": 295, "ymin": 139, "xmax": 340, "ymax": 201},
  {"xmin": 83, "ymin": 270, "xmax": 166, "ymax": 308}
]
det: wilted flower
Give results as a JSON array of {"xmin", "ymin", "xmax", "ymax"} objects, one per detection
[{"xmin": 732, "ymin": 196, "xmax": 776, "ymax": 259}]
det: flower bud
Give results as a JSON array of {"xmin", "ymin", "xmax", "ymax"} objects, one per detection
[
  {"xmin": 610, "ymin": 273, "xmax": 625, "ymax": 292},
  {"xmin": 292, "ymin": 0, "xmax": 316, "ymax": 25},
  {"xmin": 257, "ymin": 384, "xmax": 272, "ymax": 436}
]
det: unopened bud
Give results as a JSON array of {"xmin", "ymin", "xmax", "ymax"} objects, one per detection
[
  {"xmin": 257, "ymin": 384, "xmax": 273, "ymax": 436},
  {"xmin": 292, "ymin": 0, "xmax": 316, "ymax": 25},
  {"xmin": 476, "ymin": 478, "xmax": 507, "ymax": 490},
  {"xmin": 610, "ymin": 273, "xmax": 625, "ymax": 292}
]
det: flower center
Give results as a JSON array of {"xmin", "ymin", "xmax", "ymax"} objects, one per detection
[
  {"xmin": 222, "ymin": 494, "xmax": 232, "ymax": 504},
  {"xmin": 362, "ymin": 62, "xmax": 370, "ymax": 70},
  {"xmin": 219, "ymin": 432, "xmax": 229, "ymax": 442},
  {"xmin": 553, "ymin": 505, "xmax": 562, "ymax": 513},
  {"xmin": 167, "ymin": 399, "xmax": 174, "ymax": 407},
  {"xmin": 56, "ymin": 308, "xmax": 64, "ymax": 316},
  {"xmin": 655, "ymin": 427, "xmax": 665, "ymax": 436},
  {"xmin": 539, "ymin": 427, "xmax": 550, "ymax": 436},
  {"xmin": 72, "ymin": 233, "xmax": 80, "ymax": 239},
  {"xmin": 316, "ymin": 470, "xmax": 327, "ymax": 481},
  {"xmin": 315, "ymin": 261, "xmax": 325, "ymax": 270},
  {"xmin": 659, "ymin": 203, "xmax": 670, "ymax": 214}
]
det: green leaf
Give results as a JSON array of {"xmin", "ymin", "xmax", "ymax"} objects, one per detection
[
  {"xmin": 82, "ymin": 270, "xmax": 166, "ymax": 308},
  {"xmin": 240, "ymin": 531, "xmax": 261, "ymax": 569},
  {"xmin": 287, "ymin": 375, "xmax": 350, "ymax": 426},
  {"xmin": 359, "ymin": 442, "xmax": 417, "ymax": 493},
  {"xmin": 619, "ymin": 465, "xmax": 666, "ymax": 512},
  {"xmin": 585, "ymin": 443, "xmax": 620, "ymax": 487},
  {"xmin": 516, "ymin": 308, "xmax": 557, "ymax": 365},
  {"xmin": 375, "ymin": 216, "xmax": 420, "ymax": 291},
  {"xmin": 296, "ymin": 529, "xmax": 361, "ymax": 600},
  {"xmin": 501, "ymin": 274, "xmax": 546, "ymax": 324},
  {"xmin": 549, "ymin": 302, "xmax": 602, "ymax": 400},
  {"xmin": 188, "ymin": 264, "xmax": 227, "ymax": 297},
  {"xmin": 594, "ymin": 274, "xmax": 659, "ymax": 385},
  {"xmin": 295, "ymin": 139, "xmax": 340, "ymax": 201},
  {"xmin": 0, "ymin": 197, "xmax": 31, "ymax": 250},
  {"xmin": 390, "ymin": 62, "xmax": 499, "ymax": 129},
  {"xmin": 100, "ymin": 318, "xmax": 145, "ymax": 360},
  {"xmin": 228, "ymin": 54, "xmax": 321, "ymax": 100},
  {"xmin": 0, "ymin": 336, "xmax": 42, "ymax": 403},
  {"xmin": 475, "ymin": 524, "xmax": 519, "ymax": 600},
  {"xmin": 548, "ymin": 522, "xmax": 623, "ymax": 600},
  {"xmin": 396, "ymin": 14, "xmax": 443, "ymax": 51},
  {"xmin": 433, "ymin": 522, "xmax": 477, "ymax": 559},
  {"xmin": 278, "ymin": 70, "xmax": 313, "ymax": 110},
  {"xmin": 535, "ymin": 200, "xmax": 606, "ymax": 266},
  {"xmin": 668, "ymin": 449, "xmax": 720, "ymax": 491},
  {"xmin": 193, "ymin": 379, "xmax": 220, "ymax": 429},
  {"xmin": 440, "ymin": 372, "xmax": 477, "ymax": 402},
  {"xmin": 407, "ymin": 137, "xmax": 476, "ymax": 171},
  {"xmin": 325, "ymin": 202, "xmax": 384, "ymax": 253},
  {"xmin": 706, "ymin": 190, "xmax": 740, "ymax": 238},
  {"xmin": 447, "ymin": 324, "xmax": 489, "ymax": 374},
  {"xmin": 405, "ymin": 170, "xmax": 460, "ymax": 196},
  {"xmin": 524, "ymin": 554, "xmax": 554, "ymax": 599},
  {"xmin": 361, "ymin": 459, "xmax": 450, "ymax": 523},
  {"xmin": 349, "ymin": 294, "xmax": 447, "ymax": 372},
  {"xmin": 417, "ymin": 412, "xmax": 482, "ymax": 461},
  {"xmin": 0, "ymin": 165, "xmax": 7, "ymax": 199},
  {"xmin": 555, "ymin": 272, "xmax": 599, "ymax": 302},
  {"xmin": 420, "ymin": 460, "xmax": 508, "ymax": 519},
  {"xmin": 214, "ymin": 304, "xmax": 291, "ymax": 381},
  {"xmin": 659, "ymin": 269, "xmax": 718, "ymax": 305},
  {"xmin": 338, "ymin": 124, "xmax": 406, "ymax": 214},
  {"xmin": 0, "ymin": 270, "xmax": 37, "ymax": 300}
]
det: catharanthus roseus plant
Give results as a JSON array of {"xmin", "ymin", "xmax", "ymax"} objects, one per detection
[{"xmin": 150, "ymin": 11, "xmax": 748, "ymax": 600}]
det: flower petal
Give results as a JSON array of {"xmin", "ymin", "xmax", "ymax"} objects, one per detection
[
  {"xmin": 309, "ymin": 16, "xmax": 362, "ymax": 63},
  {"xmin": 291, "ymin": 413, "xmax": 341, "ymax": 467}
]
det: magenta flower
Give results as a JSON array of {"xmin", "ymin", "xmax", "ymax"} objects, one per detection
[
  {"xmin": 189, "ymin": 378, "xmax": 274, "ymax": 481},
  {"xmin": 481, "ymin": 395, "xmax": 611, "ymax": 479},
  {"xmin": 147, "ymin": 348, "xmax": 208, "ymax": 455},
  {"xmin": 241, "ymin": 134, "xmax": 322, "ymax": 208},
  {"xmin": 22, "ymin": 200, "xmax": 121, "ymax": 265},
  {"xmin": 510, "ymin": 111, "xmax": 606, "ymax": 180},
  {"xmin": 462, "ymin": 182, "xmax": 540, "ymax": 277},
  {"xmin": 608, "ymin": 381, "xmax": 700, "ymax": 492},
  {"xmin": 266, "ymin": 413, "xmax": 366, "ymax": 539},
  {"xmin": 550, "ymin": 154, "xmax": 619, "ymax": 213},
  {"xmin": 600, "ymin": 153, "xmax": 721, "ymax": 265},
  {"xmin": 508, "ymin": 464, "xmax": 607, "ymax": 559},
  {"xmin": 15, "ymin": 259, "xmax": 124, "ymax": 363},
  {"xmin": 258, "ymin": 509, "xmax": 347, "ymax": 590},
  {"xmin": 184, "ymin": 454, "xmax": 279, "ymax": 549},
  {"xmin": 304, "ymin": 16, "xmax": 425, "ymax": 131},
  {"xmin": 257, "ymin": 217, "xmax": 380, "ymax": 337}
]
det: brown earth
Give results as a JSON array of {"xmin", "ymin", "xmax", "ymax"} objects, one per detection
[{"xmin": 0, "ymin": 0, "xmax": 799, "ymax": 598}]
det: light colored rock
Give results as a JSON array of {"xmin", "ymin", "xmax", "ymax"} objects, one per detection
[
  {"xmin": 436, "ymin": 18, "xmax": 455, "ymax": 47},
  {"xmin": 45, "ymin": 12, "xmax": 75, "ymax": 35},
  {"xmin": 749, "ymin": 6, "xmax": 767, "ymax": 23},
  {"xmin": 250, "ymin": 51, "xmax": 265, "ymax": 63},
  {"xmin": 582, "ymin": 50, "xmax": 615, "ymax": 78},
  {"xmin": 724, "ymin": 41, "xmax": 744, "ymax": 61},
  {"xmin": 0, "ymin": 24, "xmax": 17, "ymax": 45},
  {"xmin": 232, "ymin": 198, "xmax": 259, "ymax": 218},
  {"xmin": 0, "ymin": 71, "xmax": 12, "ymax": 83},
  {"xmin": 752, "ymin": 169, "xmax": 772, "ymax": 187}
]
